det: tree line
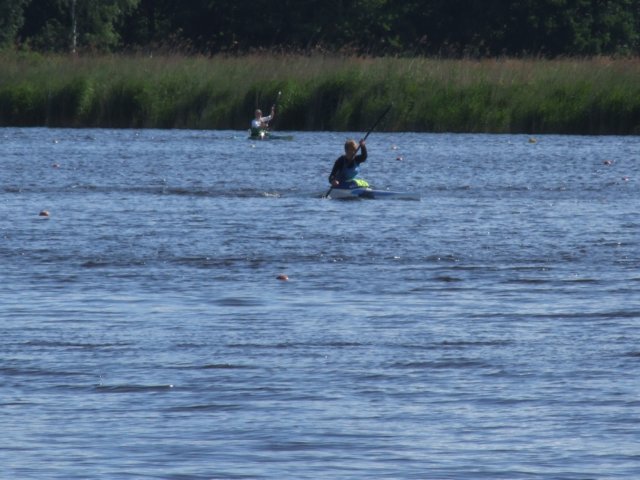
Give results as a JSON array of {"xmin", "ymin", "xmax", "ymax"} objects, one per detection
[{"xmin": 1, "ymin": 0, "xmax": 639, "ymax": 57}]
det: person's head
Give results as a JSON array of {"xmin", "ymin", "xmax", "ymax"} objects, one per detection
[
  {"xmin": 255, "ymin": 109, "xmax": 262, "ymax": 119},
  {"xmin": 344, "ymin": 139, "xmax": 358, "ymax": 156}
]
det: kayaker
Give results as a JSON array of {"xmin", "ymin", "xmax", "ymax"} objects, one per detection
[
  {"xmin": 250, "ymin": 106, "xmax": 275, "ymax": 136},
  {"xmin": 328, "ymin": 139, "xmax": 369, "ymax": 188}
]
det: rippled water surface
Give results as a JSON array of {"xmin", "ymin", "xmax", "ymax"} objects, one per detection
[{"xmin": 2, "ymin": 128, "xmax": 639, "ymax": 479}]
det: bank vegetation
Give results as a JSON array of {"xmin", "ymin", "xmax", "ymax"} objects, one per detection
[{"xmin": 2, "ymin": 52, "xmax": 640, "ymax": 134}]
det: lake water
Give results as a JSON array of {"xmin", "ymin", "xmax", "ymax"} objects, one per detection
[{"xmin": 1, "ymin": 127, "xmax": 639, "ymax": 479}]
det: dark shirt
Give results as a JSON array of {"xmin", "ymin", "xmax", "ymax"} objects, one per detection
[{"xmin": 328, "ymin": 145, "xmax": 367, "ymax": 186}]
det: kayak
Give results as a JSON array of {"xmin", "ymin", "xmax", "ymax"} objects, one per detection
[
  {"xmin": 248, "ymin": 130, "xmax": 294, "ymax": 141},
  {"xmin": 327, "ymin": 187, "xmax": 420, "ymax": 200},
  {"xmin": 249, "ymin": 129, "xmax": 269, "ymax": 140}
]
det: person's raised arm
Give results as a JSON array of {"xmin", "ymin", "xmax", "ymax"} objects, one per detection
[{"xmin": 356, "ymin": 140, "xmax": 367, "ymax": 163}]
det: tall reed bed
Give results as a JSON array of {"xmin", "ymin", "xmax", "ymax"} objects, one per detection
[{"xmin": 1, "ymin": 51, "xmax": 639, "ymax": 134}]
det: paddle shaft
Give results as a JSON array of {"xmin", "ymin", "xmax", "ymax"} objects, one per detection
[
  {"xmin": 268, "ymin": 91, "xmax": 282, "ymax": 129},
  {"xmin": 324, "ymin": 104, "xmax": 392, "ymax": 198},
  {"xmin": 272, "ymin": 90, "xmax": 281, "ymax": 110}
]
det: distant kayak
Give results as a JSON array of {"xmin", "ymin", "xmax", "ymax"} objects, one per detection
[
  {"xmin": 248, "ymin": 130, "xmax": 294, "ymax": 141},
  {"xmin": 327, "ymin": 186, "xmax": 420, "ymax": 200}
]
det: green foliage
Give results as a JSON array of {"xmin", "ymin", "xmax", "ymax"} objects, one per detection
[
  {"xmin": 4, "ymin": 0, "xmax": 640, "ymax": 56},
  {"xmin": 47, "ymin": 77, "xmax": 96, "ymax": 126},
  {"xmin": 2, "ymin": 53, "xmax": 640, "ymax": 134},
  {"xmin": 0, "ymin": 82, "xmax": 46, "ymax": 126},
  {"xmin": 0, "ymin": 0, "xmax": 29, "ymax": 48},
  {"xmin": 19, "ymin": 0, "xmax": 140, "ymax": 53}
]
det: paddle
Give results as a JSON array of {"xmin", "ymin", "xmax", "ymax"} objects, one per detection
[
  {"xmin": 323, "ymin": 104, "xmax": 392, "ymax": 199},
  {"xmin": 268, "ymin": 90, "xmax": 282, "ymax": 130}
]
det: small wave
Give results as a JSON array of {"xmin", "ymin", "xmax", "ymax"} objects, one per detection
[
  {"xmin": 226, "ymin": 341, "xmax": 365, "ymax": 350},
  {"xmin": 172, "ymin": 256, "xmax": 240, "ymax": 269},
  {"xmin": 504, "ymin": 277, "xmax": 551, "ymax": 285},
  {"xmin": 434, "ymin": 275, "xmax": 463, "ymax": 282},
  {"xmin": 199, "ymin": 363, "xmax": 252, "ymax": 370},
  {"xmin": 81, "ymin": 260, "xmax": 111, "ymax": 268},
  {"xmin": 439, "ymin": 340, "xmax": 513, "ymax": 347},
  {"xmin": 81, "ymin": 259, "xmax": 149, "ymax": 269},
  {"xmin": 391, "ymin": 359, "xmax": 489, "ymax": 369},
  {"xmin": 94, "ymin": 384, "xmax": 174, "ymax": 393},
  {"xmin": 22, "ymin": 340, "xmax": 128, "ymax": 349},
  {"xmin": 1, "ymin": 366, "xmax": 86, "ymax": 378},
  {"xmin": 4, "ymin": 183, "xmax": 295, "ymax": 199},
  {"xmin": 424, "ymin": 254, "xmax": 460, "ymax": 263},
  {"xmin": 169, "ymin": 363, "xmax": 253, "ymax": 370},
  {"xmin": 564, "ymin": 277, "xmax": 599, "ymax": 284},
  {"xmin": 165, "ymin": 403, "xmax": 241, "ymax": 412},
  {"xmin": 321, "ymin": 341, "xmax": 365, "ymax": 348},
  {"xmin": 216, "ymin": 296, "xmax": 265, "ymax": 307}
]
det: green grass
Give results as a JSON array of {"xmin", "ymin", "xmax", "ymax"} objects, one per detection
[{"xmin": 1, "ymin": 51, "xmax": 640, "ymax": 134}]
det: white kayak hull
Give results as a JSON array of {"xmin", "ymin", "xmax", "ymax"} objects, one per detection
[{"xmin": 328, "ymin": 187, "xmax": 420, "ymax": 200}]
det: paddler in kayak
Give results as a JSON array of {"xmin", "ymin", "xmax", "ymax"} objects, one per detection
[
  {"xmin": 250, "ymin": 106, "xmax": 276, "ymax": 138},
  {"xmin": 328, "ymin": 139, "xmax": 369, "ymax": 189}
]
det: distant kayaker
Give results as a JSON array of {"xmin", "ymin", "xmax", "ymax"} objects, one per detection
[
  {"xmin": 250, "ymin": 106, "xmax": 275, "ymax": 137},
  {"xmin": 328, "ymin": 139, "xmax": 369, "ymax": 189}
]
